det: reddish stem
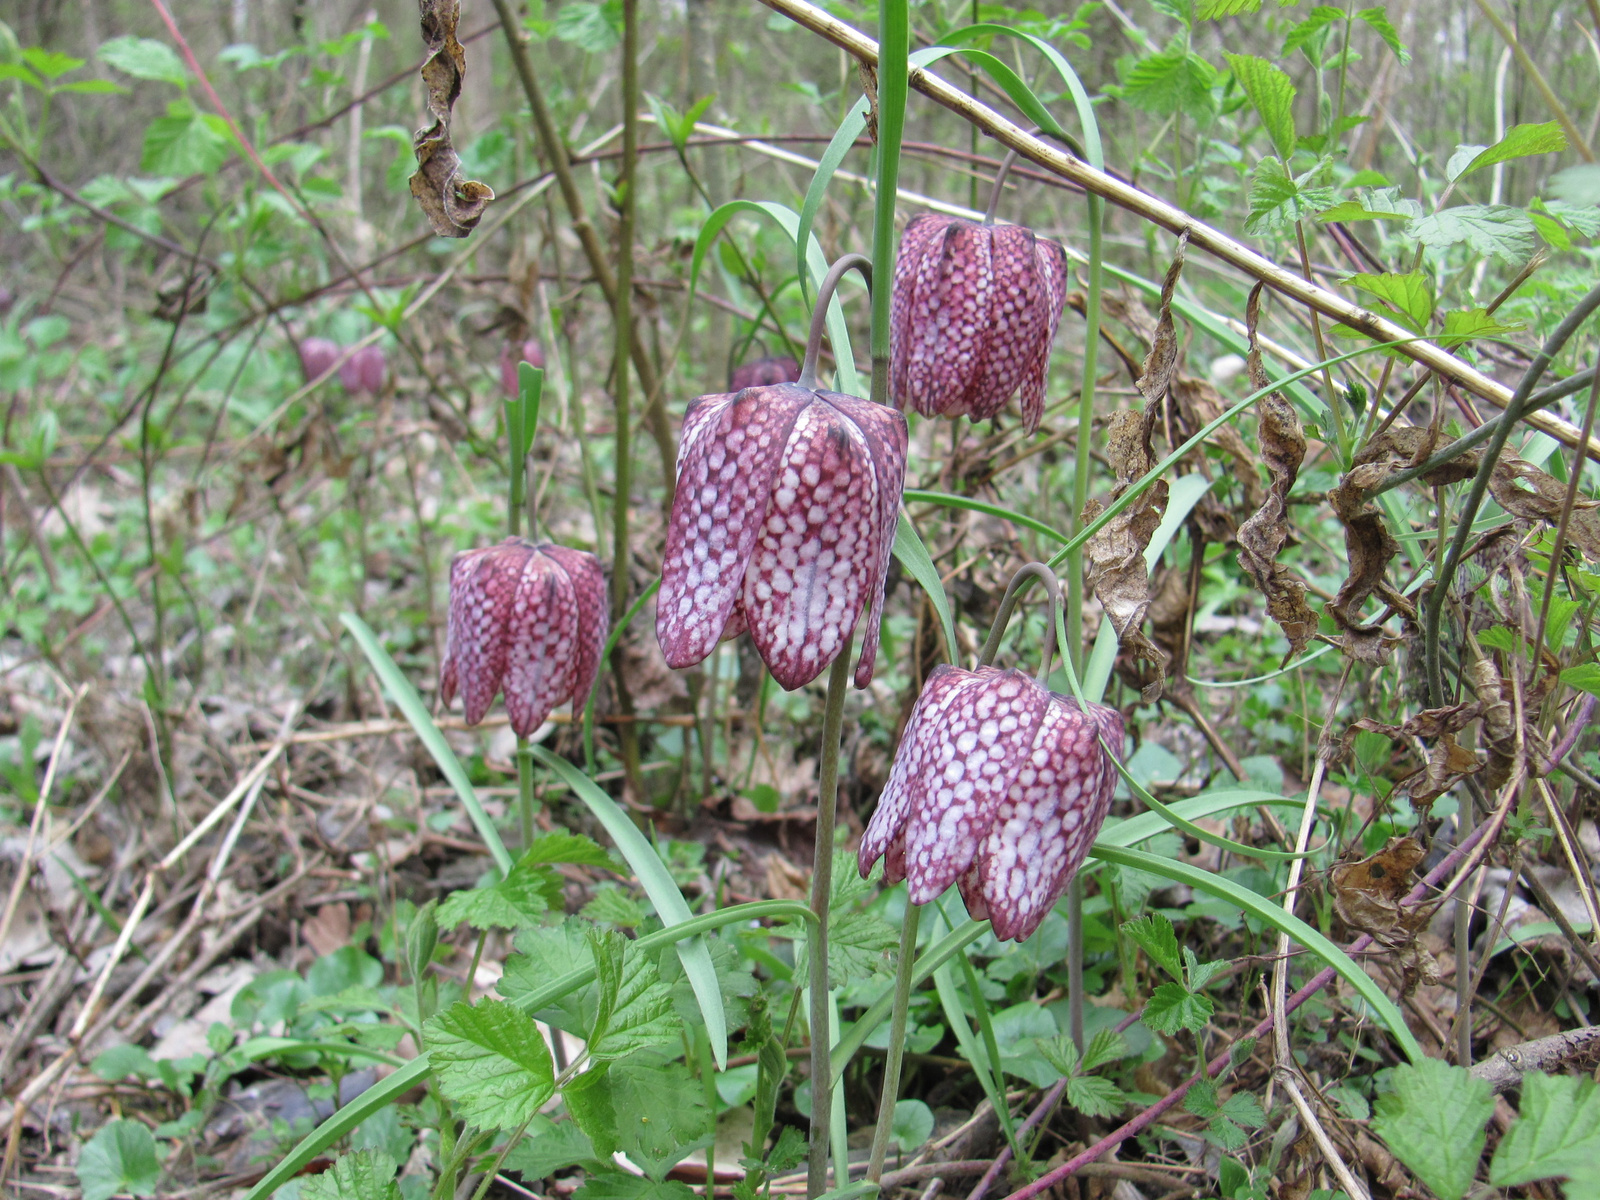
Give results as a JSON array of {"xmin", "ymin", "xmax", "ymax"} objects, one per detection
[{"xmin": 998, "ymin": 815, "xmax": 1495, "ymax": 1200}]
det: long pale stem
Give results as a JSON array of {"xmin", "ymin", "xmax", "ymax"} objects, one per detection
[
  {"xmin": 866, "ymin": 901, "xmax": 922, "ymax": 1183},
  {"xmin": 806, "ymin": 648, "xmax": 853, "ymax": 1199}
]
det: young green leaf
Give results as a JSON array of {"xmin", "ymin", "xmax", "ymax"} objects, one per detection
[
  {"xmin": 77, "ymin": 1120, "xmax": 162, "ymax": 1200},
  {"xmin": 503, "ymin": 1116, "xmax": 600, "ymax": 1180},
  {"xmin": 573, "ymin": 1177, "xmax": 699, "ymax": 1200},
  {"xmin": 582, "ymin": 887, "xmax": 646, "ymax": 928},
  {"xmin": 605, "ymin": 1056, "xmax": 715, "ymax": 1180},
  {"xmin": 1143, "ymin": 982, "xmax": 1214, "ymax": 1035},
  {"xmin": 1183, "ymin": 946, "xmax": 1229, "ymax": 992},
  {"xmin": 425, "ymin": 999, "xmax": 557, "ymax": 1132},
  {"xmin": 1115, "ymin": 43, "xmax": 1217, "ymax": 118},
  {"xmin": 97, "ymin": 35, "xmax": 187, "ymax": 85},
  {"xmin": 141, "ymin": 109, "xmax": 233, "ymax": 176},
  {"xmin": 1245, "ymin": 158, "xmax": 1338, "ymax": 235},
  {"xmin": 1451, "ymin": 122, "xmax": 1568, "ymax": 181},
  {"xmin": 1438, "ymin": 307, "xmax": 1523, "ymax": 347},
  {"xmin": 1033, "ymin": 1034, "xmax": 1079, "ymax": 1078},
  {"xmin": 1561, "ymin": 663, "xmax": 1600, "ymax": 697},
  {"xmin": 1122, "ymin": 912, "xmax": 1183, "ymax": 982},
  {"xmin": 1489, "ymin": 1070, "xmax": 1600, "ymax": 1188},
  {"xmin": 501, "ymin": 920, "xmax": 597, "ymax": 1033},
  {"xmin": 1408, "ymin": 205, "xmax": 1538, "ymax": 260},
  {"xmin": 299, "ymin": 1150, "xmax": 400, "ymax": 1200},
  {"xmin": 1342, "ymin": 272, "xmax": 1433, "ymax": 332},
  {"xmin": 1223, "ymin": 54, "xmax": 1297, "ymax": 160},
  {"xmin": 1371, "ymin": 1058, "xmax": 1493, "ymax": 1200},
  {"xmin": 1357, "ymin": 8, "xmax": 1410, "ymax": 61},
  {"xmin": 1282, "ymin": 6, "xmax": 1343, "ymax": 58},
  {"xmin": 1081, "ymin": 1028, "xmax": 1129, "ymax": 1073},
  {"xmin": 1066, "ymin": 1073, "xmax": 1128, "ymax": 1119},
  {"xmin": 586, "ymin": 929, "xmax": 676, "ymax": 1062}
]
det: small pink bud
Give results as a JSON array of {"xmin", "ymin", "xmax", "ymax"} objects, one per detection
[
  {"xmin": 890, "ymin": 214, "xmax": 1068, "ymax": 435},
  {"xmin": 858, "ymin": 665, "xmax": 1124, "ymax": 942},
  {"xmin": 298, "ymin": 337, "xmax": 341, "ymax": 383},
  {"xmin": 657, "ymin": 381, "xmax": 907, "ymax": 691},
  {"xmin": 729, "ymin": 355, "xmax": 800, "ymax": 393},
  {"xmin": 499, "ymin": 339, "xmax": 546, "ymax": 399},
  {"xmin": 439, "ymin": 538, "xmax": 607, "ymax": 737},
  {"xmin": 340, "ymin": 345, "xmax": 388, "ymax": 396}
]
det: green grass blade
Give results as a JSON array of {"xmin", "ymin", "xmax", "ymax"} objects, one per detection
[
  {"xmin": 904, "ymin": 488, "xmax": 1070, "ymax": 544},
  {"xmin": 234, "ymin": 1037, "xmax": 406, "ymax": 1069},
  {"xmin": 870, "ymin": 0, "xmax": 908, "ymax": 375},
  {"xmin": 1097, "ymin": 790, "xmax": 1307, "ymax": 850},
  {"xmin": 341, "ymin": 613, "xmax": 512, "ymax": 876},
  {"xmin": 940, "ymin": 25, "xmax": 1103, "ymax": 166},
  {"xmin": 891, "ymin": 513, "xmax": 957, "ymax": 665},
  {"xmin": 1111, "ymin": 759, "xmax": 1316, "ymax": 863},
  {"xmin": 1088, "ymin": 844, "xmax": 1425, "ymax": 1064},
  {"xmin": 584, "ymin": 577, "xmax": 659, "ymax": 771},
  {"xmin": 530, "ymin": 744, "xmax": 729, "ymax": 1068},
  {"xmin": 797, "ymin": 95, "xmax": 869, "ymax": 305}
]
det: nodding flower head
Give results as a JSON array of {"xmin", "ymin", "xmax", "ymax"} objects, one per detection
[
  {"xmin": 858, "ymin": 664, "xmax": 1123, "ymax": 942},
  {"xmin": 440, "ymin": 538, "xmax": 606, "ymax": 737},
  {"xmin": 729, "ymin": 355, "xmax": 801, "ymax": 393},
  {"xmin": 500, "ymin": 339, "xmax": 546, "ymax": 399},
  {"xmin": 889, "ymin": 213, "xmax": 1068, "ymax": 435},
  {"xmin": 298, "ymin": 337, "xmax": 341, "ymax": 383},
  {"xmin": 656, "ymin": 379, "xmax": 907, "ymax": 691},
  {"xmin": 339, "ymin": 345, "xmax": 388, "ymax": 396}
]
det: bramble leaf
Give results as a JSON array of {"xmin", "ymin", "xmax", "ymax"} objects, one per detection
[
  {"xmin": 1142, "ymin": 982, "xmax": 1214, "ymax": 1035},
  {"xmin": 1490, "ymin": 1070, "xmax": 1600, "ymax": 1188},
  {"xmin": 1450, "ymin": 122, "xmax": 1568, "ymax": 181},
  {"xmin": 586, "ymin": 929, "xmax": 676, "ymax": 1063},
  {"xmin": 1224, "ymin": 54, "xmax": 1296, "ymax": 160},
  {"xmin": 1122, "ymin": 912, "xmax": 1183, "ymax": 982},
  {"xmin": 1408, "ymin": 205, "xmax": 1538, "ymax": 260},
  {"xmin": 300, "ymin": 1150, "xmax": 400, "ymax": 1200},
  {"xmin": 1343, "ymin": 271, "xmax": 1433, "ymax": 331},
  {"xmin": 97, "ymin": 35, "xmax": 187, "ymax": 85},
  {"xmin": 425, "ymin": 999, "xmax": 556, "ymax": 1132},
  {"xmin": 77, "ymin": 1120, "xmax": 161, "ymax": 1200},
  {"xmin": 1371, "ymin": 1058, "xmax": 1492, "ymax": 1200},
  {"xmin": 1066, "ymin": 1073, "xmax": 1128, "ymax": 1119}
]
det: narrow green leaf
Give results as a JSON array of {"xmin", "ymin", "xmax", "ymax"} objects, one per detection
[
  {"xmin": 585, "ymin": 578, "xmax": 659, "ymax": 771},
  {"xmin": 530, "ymin": 745, "xmax": 728, "ymax": 1068},
  {"xmin": 341, "ymin": 613, "xmax": 512, "ymax": 875},
  {"xmin": 1224, "ymin": 54, "xmax": 1297, "ymax": 160},
  {"xmin": 795, "ymin": 96, "xmax": 869, "ymax": 305},
  {"xmin": 1372, "ymin": 1059, "xmax": 1493, "ymax": 1200},
  {"xmin": 904, "ymin": 489, "xmax": 1069, "ymax": 544},
  {"xmin": 891, "ymin": 514, "xmax": 957, "ymax": 666},
  {"xmin": 425, "ymin": 999, "xmax": 557, "ymax": 1132}
]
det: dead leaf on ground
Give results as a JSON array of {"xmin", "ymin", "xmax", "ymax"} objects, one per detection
[
  {"xmin": 411, "ymin": 0, "xmax": 495, "ymax": 237},
  {"xmin": 1328, "ymin": 836, "xmax": 1438, "ymax": 993},
  {"xmin": 302, "ymin": 902, "xmax": 351, "ymax": 958},
  {"xmin": 1234, "ymin": 285, "xmax": 1317, "ymax": 660}
]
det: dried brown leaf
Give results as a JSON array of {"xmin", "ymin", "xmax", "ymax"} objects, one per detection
[
  {"xmin": 410, "ymin": 0, "xmax": 495, "ymax": 237},
  {"xmin": 1329, "ymin": 836, "xmax": 1438, "ymax": 993},
  {"xmin": 1135, "ymin": 234, "xmax": 1187, "ymax": 411},
  {"xmin": 1328, "ymin": 463, "xmax": 1402, "ymax": 662},
  {"xmin": 1345, "ymin": 703, "xmax": 1484, "ymax": 809}
]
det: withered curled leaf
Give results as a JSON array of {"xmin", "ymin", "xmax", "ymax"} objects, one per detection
[
  {"xmin": 1329, "ymin": 443, "xmax": 1405, "ymax": 662},
  {"xmin": 1346, "ymin": 703, "xmax": 1483, "ymax": 809},
  {"xmin": 1234, "ymin": 284, "xmax": 1316, "ymax": 659},
  {"xmin": 411, "ymin": 0, "xmax": 494, "ymax": 237},
  {"xmin": 1328, "ymin": 836, "xmax": 1438, "ymax": 994}
]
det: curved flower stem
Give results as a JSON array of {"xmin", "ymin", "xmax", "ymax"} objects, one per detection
[
  {"xmin": 798, "ymin": 253, "xmax": 873, "ymax": 391},
  {"xmin": 982, "ymin": 148, "xmax": 1021, "ymax": 225},
  {"xmin": 866, "ymin": 900, "xmax": 922, "ymax": 1183},
  {"xmin": 976, "ymin": 562, "xmax": 1062, "ymax": 677},
  {"xmin": 806, "ymin": 647, "xmax": 853, "ymax": 1199}
]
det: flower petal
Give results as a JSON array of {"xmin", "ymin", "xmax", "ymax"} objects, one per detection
[
  {"xmin": 446, "ymin": 541, "xmax": 529, "ymax": 725},
  {"xmin": 1017, "ymin": 236, "xmax": 1068, "ymax": 435},
  {"xmin": 817, "ymin": 391, "xmax": 909, "ymax": 688},
  {"xmin": 502, "ymin": 549, "xmax": 579, "ymax": 737},
  {"xmin": 657, "ymin": 384, "xmax": 811, "ymax": 670},
  {"xmin": 971, "ymin": 695, "xmax": 1119, "ymax": 942},
  {"xmin": 541, "ymin": 544, "xmax": 607, "ymax": 716},
  {"xmin": 860, "ymin": 664, "xmax": 974, "ymax": 878},
  {"xmin": 902, "ymin": 668, "xmax": 1049, "ymax": 904},
  {"xmin": 439, "ymin": 649, "xmax": 458, "ymax": 708},
  {"xmin": 741, "ymin": 400, "xmax": 880, "ymax": 690},
  {"xmin": 960, "ymin": 224, "xmax": 1047, "ymax": 422},
  {"xmin": 891, "ymin": 214, "xmax": 949, "ymax": 408},
  {"xmin": 906, "ymin": 220, "xmax": 993, "ymax": 418}
]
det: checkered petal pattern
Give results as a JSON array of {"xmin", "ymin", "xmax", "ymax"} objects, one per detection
[
  {"xmin": 859, "ymin": 664, "xmax": 1125, "ymax": 942},
  {"xmin": 889, "ymin": 214, "xmax": 1068, "ymax": 435},
  {"xmin": 656, "ymin": 381, "xmax": 908, "ymax": 691},
  {"xmin": 440, "ymin": 538, "xmax": 607, "ymax": 737}
]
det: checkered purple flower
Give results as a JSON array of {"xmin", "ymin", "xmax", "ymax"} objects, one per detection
[
  {"xmin": 859, "ymin": 665, "xmax": 1123, "ymax": 942},
  {"xmin": 889, "ymin": 214, "xmax": 1068, "ymax": 435},
  {"xmin": 440, "ymin": 539, "xmax": 606, "ymax": 737},
  {"xmin": 656, "ymin": 381, "xmax": 908, "ymax": 691}
]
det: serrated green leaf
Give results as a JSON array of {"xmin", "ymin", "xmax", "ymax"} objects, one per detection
[
  {"xmin": 1490, "ymin": 1070, "xmax": 1600, "ymax": 1186},
  {"xmin": 1528, "ymin": 210, "xmax": 1571, "ymax": 250},
  {"xmin": 1409, "ymin": 205, "xmax": 1538, "ymax": 260},
  {"xmin": 1550, "ymin": 164, "xmax": 1600, "ymax": 207},
  {"xmin": 77, "ymin": 1120, "xmax": 161, "ymax": 1200},
  {"xmin": 1452, "ymin": 122, "xmax": 1568, "ymax": 181},
  {"xmin": 607, "ymin": 1056, "xmax": 714, "ymax": 1180},
  {"xmin": 552, "ymin": 1, "xmax": 622, "ymax": 53},
  {"xmin": 1220, "ymin": 1091, "xmax": 1266, "ymax": 1128},
  {"xmin": 1115, "ymin": 44, "xmax": 1216, "ymax": 118},
  {"xmin": 575, "ymin": 1179, "xmax": 699, "ymax": 1200},
  {"xmin": 97, "ymin": 35, "xmax": 187, "ymax": 85},
  {"xmin": 1183, "ymin": 946, "xmax": 1229, "ymax": 992},
  {"xmin": 1066, "ymin": 1073, "xmax": 1128, "ymax": 1118},
  {"xmin": 501, "ymin": 920, "xmax": 596, "ymax": 1033},
  {"xmin": 767, "ymin": 1123, "xmax": 807, "ymax": 1173},
  {"xmin": 524, "ymin": 830, "xmax": 617, "ymax": 869},
  {"xmin": 1544, "ymin": 198, "xmax": 1600, "ymax": 237},
  {"xmin": 1122, "ymin": 912, "xmax": 1183, "ymax": 982},
  {"xmin": 1357, "ymin": 8, "xmax": 1410, "ymax": 61},
  {"xmin": 0, "ymin": 63, "xmax": 43, "ymax": 88},
  {"xmin": 1245, "ymin": 157, "xmax": 1338, "ymax": 235},
  {"xmin": 1198, "ymin": 0, "xmax": 1263, "ymax": 16},
  {"xmin": 425, "ymin": 999, "xmax": 556, "ymax": 1132},
  {"xmin": 1143, "ymin": 982, "xmax": 1214, "ymax": 1035},
  {"xmin": 586, "ymin": 929, "xmax": 676, "ymax": 1062},
  {"xmin": 1371, "ymin": 1058, "xmax": 1492, "ymax": 1200},
  {"xmin": 1033, "ymin": 1033, "xmax": 1079, "ymax": 1077},
  {"xmin": 54, "ymin": 78, "xmax": 123, "ymax": 94},
  {"xmin": 141, "ymin": 110, "xmax": 233, "ymax": 176},
  {"xmin": 583, "ymin": 886, "xmax": 645, "ymax": 927},
  {"xmin": 300, "ymin": 1149, "xmax": 400, "ymax": 1200},
  {"xmin": 1206, "ymin": 1115, "xmax": 1248, "ymax": 1151},
  {"xmin": 1081, "ymin": 1028, "xmax": 1129, "ymax": 1072},
  {"xmin": 1224, "ymin": 54, "xmax": 1296, "ymax": 159},
  {"xmin": 1561, "ymin": 662, "xmax": 1600, "ymax": 697},
  {"xmin": 23, "ymin": 48, "xmax": 84, "ymax": 79},
  {"xmin": 503, "ymin": 1116, "xmax": 599, "ymax": 1180},
  {"xmin": 1318, "ymin": 199, "xmax": 1409, "ymax": 222},
  {"xmin": 1439, "ymin": 307, "xmax": 1523, "ymax": 347},
  {"xmin": 1186, "ymin": 1078, "xmax": 1221, "ymax": 1119},
  {"xmin": 1343, "ymin": 271, "xmax": 1433, "ymax": 331},
  {"xmin": 437, "ymin": 869, "xmax": 555, "ymax": 932}
]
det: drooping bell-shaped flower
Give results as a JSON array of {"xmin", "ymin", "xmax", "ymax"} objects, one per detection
[
  {"xmin": 657, "ymin": 379, "xmax": 907, "ymax": 690},
  {"xmin": 339, "ymin": 345, "xmax": 388, "ymax": 396},
  {"xmin": 440, "ymin": 538, "xmax": 606, "ymax": 737},
  {"xmin": 858, "ymin": 664, "xmax": 1124, "ymax": 942},
  {"xmin": 889, "ymin": 212, "xmax": 1068, "ymax": 435},
  {"xmin": 298, "ymin": 337, "xmax": 341, "ymax": 383},
  {"xmin": 729, "ymin": 355, "xmax": 800, "ymax": 393},
  {"xmin": 500, "ymin": 339, "xmax": 546, "ymax": 399}
]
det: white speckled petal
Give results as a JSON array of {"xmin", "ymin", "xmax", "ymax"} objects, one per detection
[
  {"xmin": 816, "ymin": 391, "xmax": 908, "ymax": 688},
  {"xmin": 541, "ymin": 544, "xmax": 607, "ymax": 715},
  {"xmin": 445, "ymin": 541, "xmax": 530, "ymax": 725},
  {"xmin": 1017, "ymin": 236, "xmax": 1068, "ymax": 435},
  {"xmin": 906, "ymin": 220, "xmax": 994, "ymax": 420},
  {"xmin": 960, "ymin": 224, "xmax": 1046, "ymax": 422},
  {"xmin": 503, "ymin": 549, "xmax": 579, "ymax": 737},
  {"xmin": 741, "ymin": 399, "xmax": 879, "ymax": 690},
  {"xmin": 859, "ymin": 664, "xmax": 978, "ymax": 880},
  {"xmin": 657, "ymin": 384, "xmax": 812, "ymax": 670},
  {"xmin": 438, "ymin": 649, "xmax": 458, "ymax": 708},
  {"xmin": 970, "ymin": 694, "xmax": 1124, "ymax": 941},
  {"xmin": 890, "ymin": 214, "xmax": 948, "ymax": 408},
  {"xmin": 902, "ymin": 667, "xmax": 1050, "ymax": 904}
]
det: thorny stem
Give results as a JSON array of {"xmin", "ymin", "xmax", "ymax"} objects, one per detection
[
  {"xmin": 798, "ymin": 254, "xmax": 873, "ymax": 390},
  {"xmin": 866, "ymin": 901, "xmax": 922, "ymax": 1184},
  {"xmin": 806, "ymin": 648, "xmax": 854, "ymax": 1199}
]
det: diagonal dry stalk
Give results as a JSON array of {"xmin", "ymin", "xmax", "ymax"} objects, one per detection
[{"xmin": 754, "ymin": 0, "xmax": 1600, "ymax": 462}]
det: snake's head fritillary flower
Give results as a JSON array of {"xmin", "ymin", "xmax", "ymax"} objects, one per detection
[
  {"xmin": 339, "ymin": 345, "xmax": 388, "ymax": 396},
  {"xmin": 729, "ymin": 355, "xmax": 801, "ymax": 393},
  {"xmin": 889, "ymin": 213, "xmax": 1068, "ymax": 435},
  {"xmin": 656, "ymin": 381, "xmax": 908, "ymax": 691},
  {"xmin": 858, "ymin": 665, "xmax": 1124, "ymax": 942},
  {"xmin": 298, "ymin": 337, "xmax": 341, "ymax": 383},
  {"xmin": 439, "ymin": 538, "xmax": 606, "ymax": 737},
  {"xmin": 500, "ymin": 339, "xmax": 546, "ymax": 399}
]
